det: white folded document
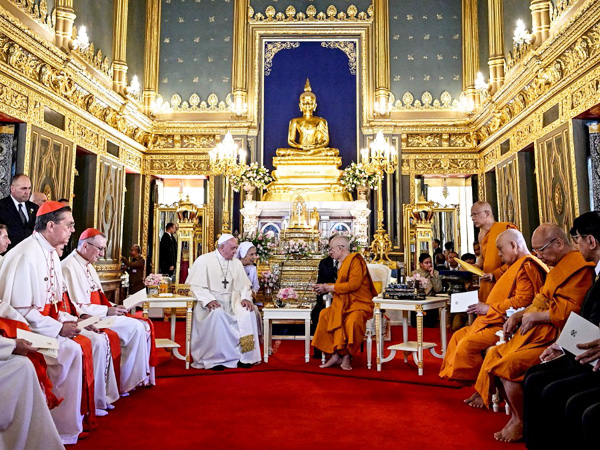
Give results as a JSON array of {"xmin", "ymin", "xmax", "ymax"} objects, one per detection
[
  {"xmin": 450, "ymin": 290, "xmax": 479, "ymax": 313},
  {"xmin": 556, "ymin": 312, "xmax": 600, "ymax": 367},
  {"xmin": 96, "ymin": 316, "xmax": 116, "ymax": 329},
  {"xmin": 123, "ymin": 289, "xmax": 148, "ymax": 310},
  {"xmin": 77, "ymin": 315, "xmax": 100, "ymax": 330},
  {"xmin": 16, "ymin": 329, "xmax": 59, "ymax": 358}
]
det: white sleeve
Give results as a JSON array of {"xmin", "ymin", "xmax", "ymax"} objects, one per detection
[{"xmin": 0, "ymin": 336, "xmax": 16, "ymax": 360}]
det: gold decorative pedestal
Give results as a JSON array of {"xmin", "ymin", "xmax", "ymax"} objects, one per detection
[{"xmin": 263, "ymin": 154, "xmax": 352, "ymax": 202}]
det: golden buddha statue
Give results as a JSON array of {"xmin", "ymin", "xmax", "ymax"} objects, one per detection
[
  {"xmin": 262, "ymin": 80, "xmax": 352, "ymax": 202},
  {"xmin": 279, "ymin": 80, "xmax": 338, "ymax": 157}
]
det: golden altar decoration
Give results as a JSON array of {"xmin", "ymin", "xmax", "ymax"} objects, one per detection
[
  {"xmin": 280, "ymin": 194, "xmax": 320, "ymax": 248},
  {"xmin": 263, "ymin": 79, "xmax": 352, "ymax": 202},
  {"xmin": 402, "ymin": 195, "xmax": 435, "ymax": 276}
]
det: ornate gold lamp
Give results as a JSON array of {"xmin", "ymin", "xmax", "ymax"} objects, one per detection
[
  {"xmin": 361, "ymin": 131, "xmax": 398, "ymax": 266},
  {"xmin": 209, "ymin": 132, "xmax": 246, "ymax": 233}
]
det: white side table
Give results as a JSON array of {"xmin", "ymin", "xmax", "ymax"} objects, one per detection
[{"xmin": 263, "ymin": 307, "xmax": 312, "ymax": 363}]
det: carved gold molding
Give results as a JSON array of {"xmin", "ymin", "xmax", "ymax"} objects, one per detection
[
  {"xmin": 71, "ymin": 26, "xmax": 112, "ymax": 78},
  {"xmin": 144, "ymin": 154, "xmax": 211, "ymax": 176},
  {"xmin": 249, "ymin": 4, "xmax": 373, "ymax": 23}
]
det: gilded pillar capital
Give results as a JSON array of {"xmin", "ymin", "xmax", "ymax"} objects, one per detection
[
  {"xmin": 530, "ymin": 0, "xmax": 551, "ymax": 47},
  {"xmin": 55, "ymin": 0, "xmax": 76, "ymax": 51}
]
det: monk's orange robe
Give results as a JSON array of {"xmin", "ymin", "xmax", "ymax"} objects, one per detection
[
  {"xmin": 311, "ymin": 253, "xmax": 378, "ymax": 356},
  {"xmin": 475, "ymin": 251, "xmax": 595, "ymax": 407},
  {"xmin": 439, "ymin": 255, "xmax": 547, "ymax": 383},
  {"xmin": 479, "ymin": 222, "xmax": 518, "ymax": 302}
]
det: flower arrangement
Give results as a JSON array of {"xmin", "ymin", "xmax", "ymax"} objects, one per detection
[
  {"xmin": 340, "ymin": 162, "xmax": 378, "ymax": 192},
  {"xmin": 243, "ymin": 230, "xmax": 277, "ymax": 263},
  {"xmin": 231, "ymin": 162, "xmax": 273, "ymax": 192},
  {"xmin": 321, "ymin": 231, "xmax": 362, "ymax": 254},
  {"xmin": 260, "ymin": 269, "xmax": 279, "ymax": 291},
  {"xmin": 407, "ymin": 272, "xmax": 430, "ymax": 290},
  {"xmin": 144, "ymin": 273, "xmax": 163, "ymax": 287},
  {"xmin": 284, "ymin": 240, "xmax": 310, "ymax": 258},
  {"xmin": 276, "ymin": 287, "xmax": 298, "ymax": 301}
]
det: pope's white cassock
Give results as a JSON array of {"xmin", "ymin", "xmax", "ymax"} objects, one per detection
[
  {"xmin": 62, "ymin": 250, "xmax": 151, "ymax": 392},
  {"xmin": 188, "ymin": 250, "xmax": 261, "ymax": 369},
  {"xmin": 0, "ymin": 301, "xmax": 64, "ymax": 450}
]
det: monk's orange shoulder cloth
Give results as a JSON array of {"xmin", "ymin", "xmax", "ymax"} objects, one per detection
[{"xmin": 479, "ymin": 222, "xmax": 518, "ymax": 302}]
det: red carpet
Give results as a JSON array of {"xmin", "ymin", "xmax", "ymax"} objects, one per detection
[{"xmin": 74, "ymin": 320, "xmax": 526, "ymax": 449}]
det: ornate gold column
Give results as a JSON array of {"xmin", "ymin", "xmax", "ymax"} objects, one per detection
[
  {"xmin": 463, "ymin": 0, "xmax": 480, "ymax": 107},
  {"xmin": 55, "ymin": 0, "xmax": 76, "ymax": 51},
  {"xmin": 231, "ymin": 0, "xmax": 249, "ymax": 117},
  {"xmin": 143, "ymin": 0, "xmax": 161, "ymax": 113},
  {"xmin": 373, "ymin": 0, "xmax": 391, "ymax": 115},
  {"xmin": 113, "ymin": 0, "xmax": 129, "ymax": 94},
  {"xmin": 488, "ymin": 0, "xmax": 505, "ymax": 93},
  {"xmin": 530, "ymin": 0, "xmax": 551, "ymax": 48}
]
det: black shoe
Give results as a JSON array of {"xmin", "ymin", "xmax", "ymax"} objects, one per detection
[
  {"xmin": 210, "ymin": 365, "xmax": 226, "ymax": 371},
  {"xmin": 237, "ymin": 361, "xmax": 253, "ymax": 369},
  {"xmin": 312, "ymin": 350, "xmax": 323, "ymax": 359}
]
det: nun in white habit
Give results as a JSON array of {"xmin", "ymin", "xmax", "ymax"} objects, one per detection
[{"xmin": 187, "ymin": 234, "xmax": 261, "ymax": 370}]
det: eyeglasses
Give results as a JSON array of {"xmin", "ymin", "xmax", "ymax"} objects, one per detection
[
  {"xmin": 470, "ymin": 211, "xmax": 485, "ymax": 218},
  {"xmin": 571, "ymin": 234, "xmax": 589, "ymax": 244},
  {"xmin": 532, "ymin": 238, "xmax": 558, "ymax": 254},
  {"xmin": 87, "ymin": 242, "xmax": 106, "ymax": 253}
]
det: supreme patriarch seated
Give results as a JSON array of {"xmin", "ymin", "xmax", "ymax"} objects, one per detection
[{"xmin": 311, "ymin": 235, "xmax": 377, "ymax": 371}]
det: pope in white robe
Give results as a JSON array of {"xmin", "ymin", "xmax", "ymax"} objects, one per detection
[
  {"xmin": 188, "ymin": 234, "xmax": 261, "ymax": 370},
  {"xmin": 0, "ymin": 335, "xmax": 64, "ymax": 450},
  {"xmin": 62, "ymin": 228, "xmax": 151, "ymax": 393}
]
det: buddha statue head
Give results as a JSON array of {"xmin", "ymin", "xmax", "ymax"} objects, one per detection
[{"xmin": 299, "ymin": 79, "xmax": 317, "ymax": 117}]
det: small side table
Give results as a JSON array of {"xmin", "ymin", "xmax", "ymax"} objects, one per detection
[{"xmin": 263, "ymin": 307, "xmax": 312, "ymax": 363}]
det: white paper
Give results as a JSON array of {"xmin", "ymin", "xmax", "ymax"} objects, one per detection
[
  {"xmin": 38, "ymin": 348, "xmax": 59, "ymax": 358},
  {"xmin": 77, "ymin": 315, "xmax": 100, "ymax": 330},
  {"xmin": 95, "ymin": 316, "xmax": 116, "ymax": 329},
  {"xmin": 556, "ymin": 312, "xmax": 600, "ymax": 367},
  {"xmin": 123, "ymin": 289, "xmax": 148, "ymax": 310},
  {"xmin": 450, "ymin": 290, "xmax": 479, "ymax": 313},
  {"xmin": 16, "ymin": 329, "xmax": 59, "ymax": 349}
]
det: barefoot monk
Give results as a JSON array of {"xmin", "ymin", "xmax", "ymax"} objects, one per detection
[{"xmin": 312, "ymin": 235, "xmax": 377, "ymax": 371}]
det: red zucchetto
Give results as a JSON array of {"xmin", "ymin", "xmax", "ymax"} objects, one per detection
[
  {"xmin": 79, "ymin": 228, "xmax": 102, "ymax": 241},
  {"xmin": 36, "ymin": 200, "xmax": 66, "ymax": 217}
]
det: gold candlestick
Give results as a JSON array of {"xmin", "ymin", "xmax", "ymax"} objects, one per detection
[{"xmin": 361, "ymin": 132, "xmax": 397, "ymax": 266}]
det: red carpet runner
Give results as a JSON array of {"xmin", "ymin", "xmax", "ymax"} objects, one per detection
[{"xmin": 74, "ymin": 321, "xmax": 525, "ymax": 449}]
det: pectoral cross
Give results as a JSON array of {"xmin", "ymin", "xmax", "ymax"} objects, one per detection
[{"xmin": 222, "ymin": 278, "xmax": 229, "ymax": 289}]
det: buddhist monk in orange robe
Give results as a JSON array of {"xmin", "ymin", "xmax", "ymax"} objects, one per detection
[
  {"xmin": 439, "ymin": 229, "xmax": 548, "ymax": 407},
  {"xmin": 312, "ymin": 235, "xmax": 378, "ymax": 371},
  {"xmin": 471, "ymin": 201, "xmax": 518, "ymax": 302},
  {"xmin": 474, "ymin": 224, "xmax": 595, "ymax": 443}
]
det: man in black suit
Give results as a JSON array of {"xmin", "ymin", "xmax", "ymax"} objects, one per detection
[
  {"xmin": 523, "ymin": 211, "xmax": 600, "ymax": 449},
  {"xmin": 0, "ymin": 174, "xmax": 38, "ymax": 251},
  {"xmin": 159, "ymin": 222, "xmax": 178, "ymax": 276},
  {"xmin": 311, "ymin": 237, "xmax": 338, "ymax": 359}
]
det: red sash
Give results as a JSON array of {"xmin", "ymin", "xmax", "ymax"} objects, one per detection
[
  {"xmin": 0, "ymin": 318, "xmax": 62, "ymax": 409},
  {"xmin": 90, "ymin": 291, "xmax": 122, "ymax": 392},
  {"xmin": 42, "ymin": 294, "xmax": 96, "ymax": 431}
]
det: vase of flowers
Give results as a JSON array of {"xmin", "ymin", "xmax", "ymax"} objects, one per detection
[
  {"xmin": 243, "ymin": 230, "xmax": 277, "ymax": 263},
  {"xmin": 407, "ymin": 272, "xmax": 430, "ymax": 296},
  {"xmin": 144, "ymin": 273, "xmax": 163, "ymax": 295},
  {"xmin": 275, "ymin": 287, "xmax": 298, "ymax": 308},
  {"xmin": 340, "ymin": 162, "xmax": 378, "ymax": 195},
  {"xmin": 260, "ymin": 268, "xmax": 280, "ymax": 302},
  {"xmin": 231, "ymin": 162, "xmax": 273, "ymax": 201}
]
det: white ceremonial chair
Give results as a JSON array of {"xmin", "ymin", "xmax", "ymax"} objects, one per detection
[{"xmin": 365, "ymin": 264, "xmax": 392, "ymax": 369}]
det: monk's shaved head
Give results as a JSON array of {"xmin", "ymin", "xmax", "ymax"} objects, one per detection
[
  {"xmin": 330, "ymin": 235, "xmax": 350, "ymax": 248},
  {"xmin": 496, "ymin": 229, "xmax": 529, "ymax": 265},
  {"xmin": 531, "ymin": 223, "xmax": 573, "ymax": 267},
  {"xmin": 471, "ymin": 201, "xmax": 495, "ymax": 228}
]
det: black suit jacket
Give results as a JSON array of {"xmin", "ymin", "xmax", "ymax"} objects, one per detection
[
  {"xmin": 0, "ymin": 196, "xmax": 38, "ymax": 250},
  {"xmin": 159, "ymin": 232, "xmax": 177, "ymax": 274},
  {"xmin": 581, "ymin": 274, "xmax": 600, "ymax": 325},
  {"xmin": 316, "ymin": 256, "xmax": 337, "ymax": 303}
]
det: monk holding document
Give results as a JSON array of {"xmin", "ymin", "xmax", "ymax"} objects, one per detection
[
  {"xmin": 439, "ymin": 229, "xmax": 547, "ymax": 407},
  {"xmin": 312, "ymin": 235, "xmax": 377, "ymax": 371},
  {"xmin": 474, "ymin": 224, "xmax": 595, "ymax": 443},
  {"xmin": 471, "ymin": 201, "xmax": 517, "ymax": 302}
]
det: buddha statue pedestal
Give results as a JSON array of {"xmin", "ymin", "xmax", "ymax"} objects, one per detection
[{"xmin": 263, "ymin": 153, "xmax": 352, "ymax": 202}]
